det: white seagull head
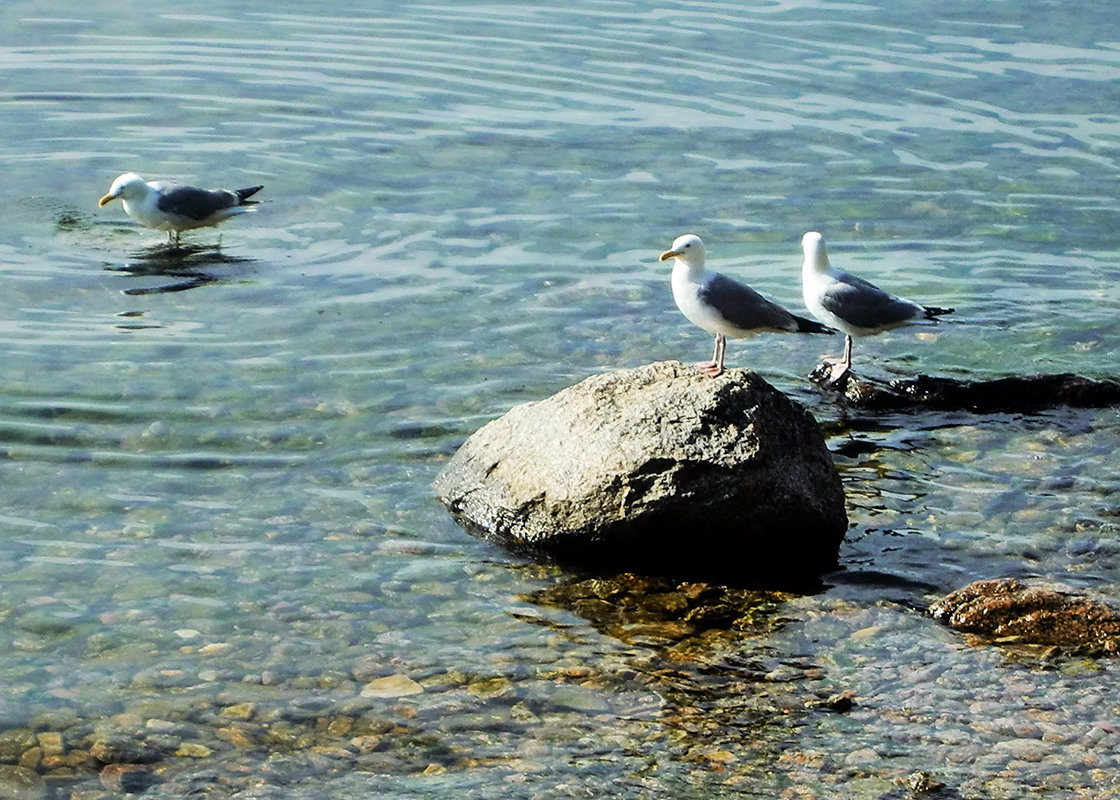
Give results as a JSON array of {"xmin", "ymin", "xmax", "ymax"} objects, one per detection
[
  {"xmin": 659, "ymin": 233, "xmax": 706, "ymax": 269},
  {"xmin": 98, "ymin": 173, "xmax": 148, "ymax": 207},
  {"xmin": 801, "ymin": 231, "xmax": 831, "ymax": 270}
]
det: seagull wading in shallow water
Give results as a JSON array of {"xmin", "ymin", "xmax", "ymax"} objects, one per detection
[
  {"xmin": 98, "ymin": 172, "xmax": 263, "ymax": 247},
  {"xmin": 659, "ymin": 233, "xmax": 833, "ymax": 377},
  {"xmin": 800, "ymin": 231, "xmax": 954, "ymax": 386}
]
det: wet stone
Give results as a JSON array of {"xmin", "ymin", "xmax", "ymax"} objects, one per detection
[
  {"xmin": 0, "ymin": 765, "xmax": 47, "ymax": 800},
  {"xmin": 843, "ymin": 746, "xmax": 879, "ymax": 766},
  {"xmin": 278, "ymin": 697, "xmax": 335, "ymax": 722},
  {"xmin": 98, "ymin": 762, "xmax": 155, "ymax": 793},
  {"xmin": 33, "ymin": 733, "xmax": 63, "ymax": 760},
  {"xmin": 216, "ymin": 726, "xmax": 256, "ymax": 749},
  {"xmin": 361, "ymin": 675, "xmax": 424, "ymax": 699},
  {"xmin": 930, "ymin": 578, "xmax": 1120, "ymax": 654},
  {"xmin": 0, "ymin": 730, "xmax": 35, "ymax": 764},
  {"xmin": 805, "ymin": 691, "xmax": 856, "ymax": 712},
  {"xmin": 173, "ymin": 743, "xmax": 213, "ymax": 759},
  {"xmin": 17, "ymin": 749, "xmax": 40, "ymax": 772},
  {"xmin": 906, "ymin": 770, "xmax": 946, "ymax": 794},
  {"xmin": 220, "ymin": 702, "xmax": 256, "ymax": 720},
  {"xmin": 993, "ymin": 738, "xmax": 1051, "ymax": 762},
  {"xmin": 260, "ymin": 752, "xmax": 320, "ymax": 784},
  {"xmin": 465, "ymin": 677, "xmax": 511, "ymax": 699},
  {"xmin": 141, "ymin": 733, "xmax": 181, "ymax": 754},
  {"xmin": 351, "ymin": 656, "xmax": 389, "ymax": 684},
  {"xmin": 348, "ymin": 735, "xmax": 385, "ymax": 755},
  {"xmin": 539, "ymin": 685, "xmax": 611, "ymax": 714},
  {"xmin": 263, "ymin": 721, "xmax": 303, "ymax": 749},
  {"xmin": 815, "ymin": 370, "xmax": 1120, "ymax": 413},
  {"xmin": 29, "ymin": 709, "xmax": 80, "ymax": 734},
  {"xmin": 53, "ymin": 749, "xmax": 96, "ymax": 770},
  {"xmin": 89, "ymin": 733, "xmax": 163, "ymax": 765}
]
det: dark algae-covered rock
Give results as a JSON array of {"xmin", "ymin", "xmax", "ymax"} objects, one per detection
[
  {"xmin": 435, "ymin": 361, "xmax": 847, "ymax": 582},
  {"xmin": 811, "ymin": 369, "xmax": 1120, "ymax": 413},
  {"xmin": 930, "ymin": 578, "xmax": 1120, "ymax": 655}
]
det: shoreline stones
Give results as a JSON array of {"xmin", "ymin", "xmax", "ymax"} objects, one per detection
[
  {"xmin": 930, "ymin": 578, "xmax": 1120, "ymax": 655},
  {"xmin": 435, "ymin": 361, "xmax": 847, "ymax": 583}
]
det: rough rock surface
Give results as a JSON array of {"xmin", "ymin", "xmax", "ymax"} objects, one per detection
[
  {"xmin": 930, "ymin": 578, "xmax": 1120, "ymax": 654},
  {"xmin": 435, "ymin": 361, "xmax": 847, "ymax": 581},
  {"xmin": 810, "ymin": 368, "xmax": 1120, "ymax": 412}
]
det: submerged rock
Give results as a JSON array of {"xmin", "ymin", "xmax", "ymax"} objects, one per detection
[
  {"xmin": 99, "ymin": 762, "xmax": 155, "ymax": 793},
  {"xmin": 0, "ymin": 765, "xmax": 46, "ymax": 800},
  {"xmin": 435, "ymin": 361, "xmax": 847, "ymax": 582},
  {"xmin": 523, "ymin": 572, "xmax": 791, "ymax": 646},
  {"xmin": 930, "ymin": 578, "xmax": 1120, "ymax": 654},
  {"xmin": 811, "ymin": 368, "xmax": 1120, "ymax": 412},
  {"xmin": 905, "ymin": 770, "xmax": 946, "ymax": 795}
]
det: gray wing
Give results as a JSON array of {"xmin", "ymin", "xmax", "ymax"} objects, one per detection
[
  {"xmin": 818, "ymin": 270, "xmax": 924, "ymax": 329},
  {"xmin": 700, "ymin": 273, "xmax": 800, "ymax": 332},
  {"xmin": 156, "ymin": 185, "xmax": 240, "ymax": 221}
]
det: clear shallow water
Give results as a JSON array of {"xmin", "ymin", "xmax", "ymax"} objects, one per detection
[{"xmin": 2, "ymin": 1, "xmax": 1120, "ymax": 797}]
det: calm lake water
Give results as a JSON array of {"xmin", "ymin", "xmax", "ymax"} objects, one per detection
[{"xmin": 2, "ymin": 1, "xmax": 1119, "ymax": 797}]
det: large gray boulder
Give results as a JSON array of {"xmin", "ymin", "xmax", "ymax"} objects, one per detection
[{"xmin": 435, "ymin": 361, "xmax": 847, "ymax": 582}]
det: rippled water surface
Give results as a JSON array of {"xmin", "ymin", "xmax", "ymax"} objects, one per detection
[{"xmin": 2, "ymin": 1, "xmax": 1120, "ymax": 797}]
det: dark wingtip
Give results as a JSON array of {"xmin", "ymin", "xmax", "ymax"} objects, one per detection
[
  {"xmin": 795, "ymin": 315, "xmax": 835, "ymax": 334},
  {"xmin": 236, "ymin": 185, "xmax": 264, "ymax": 203}
]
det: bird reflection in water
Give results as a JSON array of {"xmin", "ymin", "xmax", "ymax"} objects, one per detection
[{"xmin": 104, "ymin": 242, "xmax": 254, "ymax": 296}]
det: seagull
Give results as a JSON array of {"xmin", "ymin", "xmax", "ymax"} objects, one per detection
[
  {"xmin": 659, "ymin": 233, "xmax": 833, "ymax": 377},
  {"xmin": 800, "ymin": 231, "xmax": 954, "ymax": 386},
  {"xmin": 98, "ymin": 172, "xmax": 263, "ymax": 247}
]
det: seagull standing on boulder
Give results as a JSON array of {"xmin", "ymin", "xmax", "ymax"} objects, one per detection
[
  {"xmin": 800, "ymin": 231, "xmax": 954, "ymax": 386},
  {"xmin": 660, "ymin": 233, "xmax": 833, "ymax": 377},
  {"xmin": 98, "ymin": 172, "xmax": 263, "ymax": 247}
]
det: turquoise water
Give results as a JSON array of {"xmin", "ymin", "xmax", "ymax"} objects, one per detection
[{"xmin": 2, "ymin": 1, "xmax": 1120, "ymax": 797}]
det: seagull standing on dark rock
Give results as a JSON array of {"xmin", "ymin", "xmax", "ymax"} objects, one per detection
[{"xmin": 800, "ymin": 231, "xmax": 954, "ymax": 386}]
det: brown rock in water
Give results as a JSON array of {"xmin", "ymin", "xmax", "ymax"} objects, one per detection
[
  {"xmin": 99, "ymin": 762, "xmax": 155, "ymax": 793},
  {"xmin": 810, "ymin": 368, "xmax": 1120, "ymax": 413},
  {"xmin": 436, "ymin": 361, "xmax": 847, "ymax": 583},
  {"xmin": 930, "ymin": 578, "xmax": 1120, "ymax": 654}
]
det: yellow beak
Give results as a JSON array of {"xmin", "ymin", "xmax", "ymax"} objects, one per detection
[
  {"xmin": 659, "ymin": 248, "xmax": 681, "ymax": 262},
  {"xmin": 98, "ymin": 193, "xmax": 117, "ymax": 207}
]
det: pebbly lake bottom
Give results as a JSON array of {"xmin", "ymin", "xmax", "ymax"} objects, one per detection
[
  {"xmin": 3, "ymin": 408, "xmax": 1120, "ymax": 800},
  {"xmin": 5, "ymin": 571, "xmax": 1120, "ymax": 800}
]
